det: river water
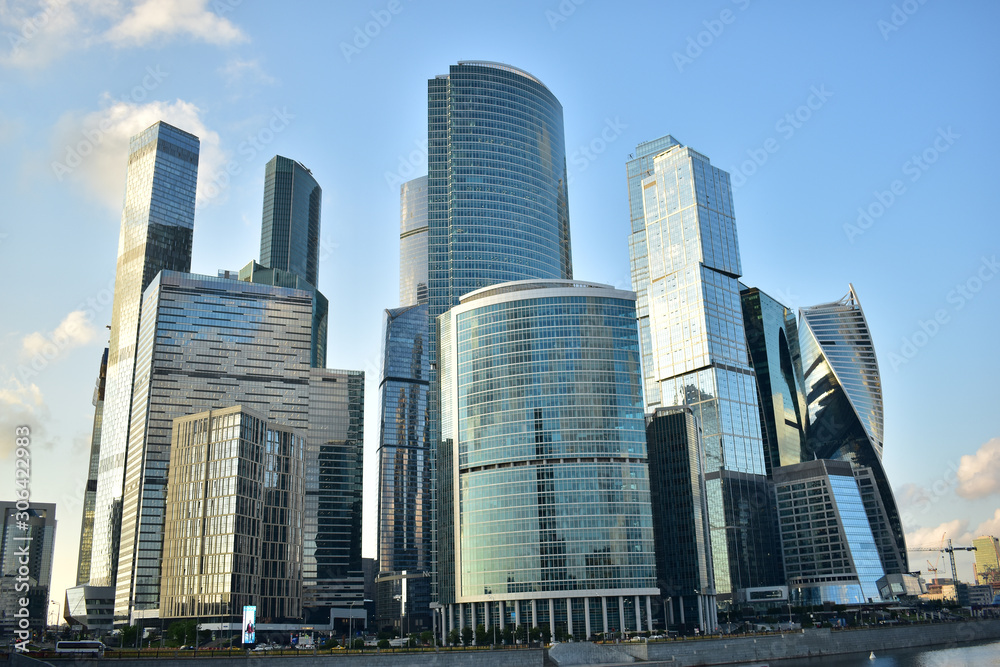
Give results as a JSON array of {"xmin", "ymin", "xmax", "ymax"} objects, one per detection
[{"xmin": 734, "ymin": 637, "xmax": 1000, "ymax": 666}]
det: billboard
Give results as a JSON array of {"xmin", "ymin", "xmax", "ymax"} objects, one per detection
[{"xmin": 242, "ymin": 606, "xmax": 256, "ymax": 644}]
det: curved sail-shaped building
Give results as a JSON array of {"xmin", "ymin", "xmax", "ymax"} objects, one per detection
[{"xmin": 798, "ymin": 285, "xmax": 907, "ymax": 574}]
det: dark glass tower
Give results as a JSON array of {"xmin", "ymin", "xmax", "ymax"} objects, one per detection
[
  {"xmin": 375, "ymin": 304, "xmax": 432, "ymax": 635},
  {"xmin": 260, "ymin": 156, "xmax": 322, "ymax": 287},
  {"xmin": 798, "ymin": 285, "xmax": 907, "ymax": 575},
  {"xmin": 646, "ymin": 407, "xmax": 717, "ymax": 634},
  {"xmin": 91, "ymin": 121, "xmax": 199, "ymax": 592},
  {"xmin": 740, "ymin": 286, "xmax": 807, "ymax": 476},
  {"xmin": 76, "ymin": 348, "xmax": 108, "ymax": 586}
]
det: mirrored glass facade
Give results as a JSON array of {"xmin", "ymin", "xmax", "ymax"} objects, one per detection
[
  {"xmin": 161, "ymin": 406, "xmax": 305, "ymax": 623},
  {"xmin": 260, "ymin": 156, "xmax": 322, "ymax": 288},
  {"xmin": 76, "ymin": 347, "xmax": 107, "ymax": 586},
  {"xmin": 91, "ymin": 121, "xmax": 199, "ymax": 590},
  {"xmin": 740, "ymin": 286, "xmax": 807, "ymax": 475},
  {"xmin": 798, "ymin": 286, "xmax": 907, "ymax": 574},
  {"xmin": 375, "ymin": 304, "xmax": 432, "ymax": 634},
  {"xmin": 626, "ymin": 139, "xmax": 779, "ymax": 600},
  {"xmin": 645, "ymin": 407, "xmax": 717, "ymax": 633},
  {"xmin": 115, "ymin": 271, "xmax": 319, "ymax": 618},
  {"xmin": 399, "ymin": 176, "xmax": 428, "ymax": 306},
  {"xmin": 438, "ymin": 280, "xmax": 658, "ymax": 639},
  {"xmin": 773, "ymin": 459, "xmax": 884, "ymax": 605}
]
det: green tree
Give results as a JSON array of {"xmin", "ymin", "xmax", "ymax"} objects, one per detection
[
  {"xmin": 515, "ymin": 624, "xmax": 527, "ymax": 643},
  {"xmin": 447, "ymin": 629, "xmax": 459, "ymax": 646},
  {"xmin": 502, "ymin": 625, "xmax": 513, "ymax": 645},
  {"xmin": 461, "ymin": 626, "xmax": 473, "ymax": 646},
  {"xmin": 475, "ymin": 624, "xmax": 488, "ymax": 646},
  {"xmin": 377, "ymin": 638, "xmax": 391, "ymax": 649},
  {"xmin": 529, "ymin": 626, "xmax": 542, "ymax": 642},
  {"xmin": 420, "ymin": 630, "xmax": 433, "ymax": 646}
]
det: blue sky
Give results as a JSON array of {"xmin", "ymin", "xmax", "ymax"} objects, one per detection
[{"xmin": 1, "ymin": 0, "xmax": 998, "ymax": 620}]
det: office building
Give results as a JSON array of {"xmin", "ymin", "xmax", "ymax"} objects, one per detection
[
  {"xmin": 260, "ymin": 156, "xmax": 322, "ymax": 287},
  {"xmin": 437, "ymin": 280, "xmax": 658, "ymax": 640},
  {"xmin": 774, "ymin": 460, "xmax": 885, "ymax": 605},
  {"xmin": 113, "ymin": 270, "xmax": 328, "ymax": 619},
  {"xmin": 798, "ymin": 286, "xmax": 907, "ymax": 574},
  {"xmin": 303, "ymin": 368, "xmax": 366, "ymax": 628},
  {"xmin": 740, "ymin": 286, "xmax": 807, "ymax": 475},
  {"xmin": 1, "ymin": 502, "xmax": 56, "ymax": 636},
  {"xmin": 626, "ymin": 137, "xmax": 780, "ymax": 601},
  {"xmin": 161, "ymin": 406, "xmax": 305, "ymax": 623},
  {"xmin": 90, "ymin": 122, "xmax": 199, "ymax": 590},
  {"xmin": 76, "ymin": 348, "xmax": 107, "ymax": 586},
  {"xmin": 375, "ymin": 304, "xmax": 432, "ymax": 635},
  {"xmin": 399, "ymin": 176, "xmax": 428, "ymax": 306},
  {"xmin": 645, "ymin": 407, "xmax": 717, "ymax": 633},
  {"xmin": 973, "ymin": 535, "xmax": 1000, "ymax": 589},
  {"xmin": 426, "ymin": 60, "xmax": 576, "ymax": 608},
  {"xmin": 64, "ymin": 585, "xmax": 114, "ymax": 633}
]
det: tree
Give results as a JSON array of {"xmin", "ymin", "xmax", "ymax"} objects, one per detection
[
  {"xmin": 447, "ymin": 629, "xmax": 459, "ymax": 646},
  {"xmin": 502, "ymin": 625, "xmax": 513, "ymax": 645},
  {"xmin": 420, "ymin": 630, "xmax": 433, "ymax": 646},
  {"xmin": 529, "ymin": 626, "xmax": 542, "ymax": 642},
  {"xmin": 475, "ymin": 624, "xmax": 488, "ymax": 646},
  {"xmin": 461, "ymin": 626, "xmax": 473, "ymax": 646},
  {"xmin": 377, "ymin": 639, "xmax": 391, "ymax": 649},
  {"xmin": 540, "ymin": 626, "xmax": 551, "ymax": 644},
  {"xmin": 352, "ymin": 638, "xmax": 364, "ymax": 650},
  {"xmin": 515, "ymin": 624, "xmax": 527, "ymax": 644}
]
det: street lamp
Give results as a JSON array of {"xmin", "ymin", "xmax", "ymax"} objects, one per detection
[
  {"xmin": 49, "ymin": 600, "xmax": 59, "ymax": 639},
  {"xmin": 393, "ymin": 594, "xmax": 403, "ymax": 643},
  {"xmin": 348, "ymin": 598, "xmax": 372, "ymax": 649},
  {"xmin": 487, "ymin": 593, "xmax": 497, "ymax": 646}
]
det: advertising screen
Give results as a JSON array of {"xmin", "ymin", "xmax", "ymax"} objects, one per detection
[{"xmin": 242, "ymin": 606, "xmax": 256, "ymax": 644}]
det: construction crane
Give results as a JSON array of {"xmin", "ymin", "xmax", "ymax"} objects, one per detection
[{"xmin": 911, "ymin": 538, "xmax": 977, "ymax": 582}]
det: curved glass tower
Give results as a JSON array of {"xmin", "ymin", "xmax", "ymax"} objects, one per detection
[
  {"xmin": 798, "ymin": 285, "xmax": 907, "ymax": 574},
  {"xmin": 438, "ymin": 280, "xmax": 657, "ymax": 640},
  {"xmin": 260, "ymin": 155, "xmax": 322, "ymax": 287}
]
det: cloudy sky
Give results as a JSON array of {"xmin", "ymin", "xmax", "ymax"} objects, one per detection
[{"xmin": 1, "ymin": 0, "xmax": 998, "ymax": 622}]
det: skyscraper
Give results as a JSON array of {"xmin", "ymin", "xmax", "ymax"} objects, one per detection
[
  {"xmin": 973, "ymin": 536, "xmax": 1000, "ymax": 588},
  {"xmin": 161, "ymin": 406, "xmax": 305, "ymax": 623},
  {"xmin": 626, "ymin": 138, "xmax": 780, "ymax": 601},
  {"xmin": 91, "ymin": 121, "xmax": 199, "ymax": 589},
  {"xmin": 260, "ymin": 156, "xmax": 322, "ymax": 287},
  {"xmin": 113, "ymin": 270, "xmax": 325, "ymax": 618},
  {"xmin": 399, "ymin": 176, "xmax": 428, "ymax": 306},
  {"xmin": 773, "ymin": 459, "xmax": 885, "ymax": 605},
  {"xmin": 76, "ymin": 348, "xmax": 107, "ymax": 586},
  {"xmin": 426, "ymin": 60, "xmax": 575, "ymax": 606},
  {"xmin": 645, "ymin": 407, "xmax": 717, "ymax": 633},
  {"xmin": 740, "ymin": 286, "xmax": 807, "ymax": 476},
  {"xmin": 437, "ymin": 280, "xmax": 658, "ymax": 640},
  {"xmin": 798, "ymin": 285, "xmax": 907, "ymax": 574},
  {"xmin": 375, "ymin": 304, "xmax": 432, "ymax": 635},
  {"xmin": 1, "ymin": 502, "xmax": 56, "ymax": 637}
]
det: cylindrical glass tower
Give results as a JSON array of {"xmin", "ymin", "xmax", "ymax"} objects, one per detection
[{"xmin": 437, "ymin": 280, "xmax": 658, "ymax": 641}]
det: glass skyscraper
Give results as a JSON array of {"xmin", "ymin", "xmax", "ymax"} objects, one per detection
[
  {"xmin": 798, "ymin": 285, "xmax": 907, "ymax": 574},
  {"xmin": 91, "ymin": 121, "xmax": 199, "ymax": 590},
  {"xmin": 626, "ymin": 138, "xmax": 780, "ymax": 601},
  {"xmin": 645, "ymin": 407, "xmax": 717, "ymax": 634},
  {"xmin": 161, "ymin": 406, "xmax": 305, "ymax": 623},
  {"xmin": 260, "ymin": 155, "xmax": 322, "ymax": 287},
  {"xmin": 438, "ymin": 280, "xmax": 658, "ymax": 640},
  {"xmin": 773, "ymin": 459, "xmax": 885, "ymax": 605},
  {"xmin": 1, "ymin": 502, "xmax": 56, "ymax": 637},
  {"xmin": 113, "ymin": 270, "xmax": 327, "ymax": 618},
  {"xmin": 740, "ymin": 286, "xmax": 807, "ymax": 476},
  {"xmin": 76, "ymin": 347, "xmax": 107, "ymax": 586},
  {"xmin": 399, "ymin": 176, "xmax": 428, "ymax": 306},
  {"xmin": 375, "ymin": 304, "xmax": 432, "ymax": 635}
]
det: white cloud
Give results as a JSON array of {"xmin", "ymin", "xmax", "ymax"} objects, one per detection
[
  {"xmin": 0, "ymin": 0, "xmax": 245, "ymax": 69},
  {"xmin": 906, "ymin": 519, "xmax": 973, "ymax": 554},
  {"xmin": 104, "ymin": 0, "xmax": 246, "ymax": 47},
  {"xmin": 956, "ymin": 437, "xmax": 1000, "ymax": 499},
  {"xmin": 0, "ymin": 377, "xmax": 48, "ymax": 459},
  {"xmin": 219, "ymin": 57, "xmax": 275, "ymax": 87},
  {"xmin": 49, "ymin": 98, "xmax": 225, "ymax": 209},
  {"xmin": 21, "ymin": 309, "xmax": 98, "ymax": 360},
  {"xmin": 972, "ymin": 509, "xmax": 1000, "ymax": 539}
]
